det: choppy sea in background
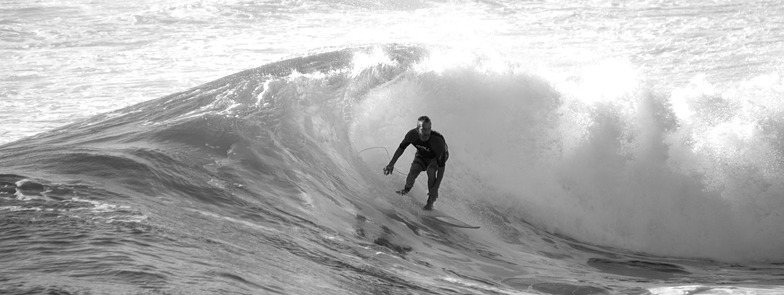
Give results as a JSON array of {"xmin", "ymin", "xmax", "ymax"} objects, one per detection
[{"xmin": 2, "ymin": 0, "xmax": 784, "ymax": 294}]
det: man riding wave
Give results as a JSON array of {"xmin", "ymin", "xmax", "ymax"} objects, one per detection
[{"xmin": 383, "ymin": 116, "xmax": 449, "ymax": 211}]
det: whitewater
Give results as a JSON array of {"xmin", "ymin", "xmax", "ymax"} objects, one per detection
[{"xmin": 2, "ymin": 0, "xmax": 784, "ymax": 294}]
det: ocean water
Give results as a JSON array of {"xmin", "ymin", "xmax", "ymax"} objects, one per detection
[{"xmin": 2, "ymin": 0, "xmax": 784, "ymax": 294}]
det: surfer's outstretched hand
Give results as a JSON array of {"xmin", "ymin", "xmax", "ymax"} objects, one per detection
[{"xmin": 383, "ymin": 165, "xmax": 394, "ymax": 175}]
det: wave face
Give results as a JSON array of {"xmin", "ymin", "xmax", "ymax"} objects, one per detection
[
  {"xmin": 351, "ymin": 46, "xmax": 784, "ymax": 263},
  {"xmin": 2, "ymin": 45, "xmax": 784, "ymax": 293}
]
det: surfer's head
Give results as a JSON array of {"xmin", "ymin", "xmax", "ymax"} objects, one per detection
[{"xmin": 417, "ymin": 115, "xmax": 432, "ymax": 141}]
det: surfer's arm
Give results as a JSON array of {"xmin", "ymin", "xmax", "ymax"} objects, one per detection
[
  {"xmin": 388, "ymin": 129, "xmax": 416, "ymax": 166},
  {"xmin": 383, "ymin": 146, "xmax": 405, "ymax": 175},
  {"xmin": 430, "ymin": 142, "xmax": 448, "ymax": 194},
  {"xmin": 384, "ymin": 131, "xmax": 414, "ymax": 175},
  {"xmin": 388, "ymin": 147, "xmax": 405, "ymax": 166},
  {"xmin": 432, "ymin": 165, "xmax": 445, "ymax": 192}
]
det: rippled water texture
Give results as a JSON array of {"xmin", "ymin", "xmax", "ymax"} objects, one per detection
[{"xmin": 2, "ymin": 1, "xmax": 784, "ymax": 294}]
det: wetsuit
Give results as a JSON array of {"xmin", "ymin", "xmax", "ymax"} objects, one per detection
[{"xmin": 398, "ymin": 128, "xmax": 449, "ymax": 192}]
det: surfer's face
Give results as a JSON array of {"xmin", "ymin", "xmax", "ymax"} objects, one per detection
[{"xmin": 417, "ymin": 121, "xmax": 432, "ymax": 141}]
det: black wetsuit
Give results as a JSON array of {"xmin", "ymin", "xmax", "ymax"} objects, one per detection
[
  {"xmin": 398, "ymin": 128, "xmax": 449, "ymax": 168},
  {"xmin": 397, "ymin": 128, "xmax": 449, "ymax": 209}
]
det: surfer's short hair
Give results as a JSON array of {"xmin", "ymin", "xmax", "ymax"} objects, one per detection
[{"xmin": 418, "ymin": 116, "xmax": 431, "ymax": 124}]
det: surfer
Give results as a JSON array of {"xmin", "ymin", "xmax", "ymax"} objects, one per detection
[{"xmin": 383, "ymin": 116, "xmax": 449, "ymax": 211}]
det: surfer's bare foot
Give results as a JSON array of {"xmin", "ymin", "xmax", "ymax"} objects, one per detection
[
  {"xmin": 396, "ymin": 188, "xmax": 409, "ymax": 195},
  {"xmin": 423, "ymin": 194, "xmax": 436, "ymax": 210}
]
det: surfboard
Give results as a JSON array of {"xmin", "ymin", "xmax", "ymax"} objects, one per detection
[
  {"xmin": 396, "ymin": 191, "xmax": 480, "ymax": 229},
  {"xmin": 426, "ymin": 214, "xmax": 480, "ymax": 229}
]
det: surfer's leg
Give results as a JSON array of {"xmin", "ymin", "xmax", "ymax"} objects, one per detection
[{"xmin": 401, "ymin": 157, "xmax": 426, "ymax": 194}]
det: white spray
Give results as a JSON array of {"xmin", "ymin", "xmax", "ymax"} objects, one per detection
[{"xmin": 350, "ymin": 49, "xmax": 784, "ymax": 263}]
